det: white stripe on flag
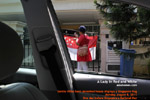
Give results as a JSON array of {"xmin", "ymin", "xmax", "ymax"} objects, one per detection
[
  {"xmin": 89, "ymin": 47, "xmax": 96, "ymax": 60},
  {"xmin": 68, "ymin": 47, "xmax": 77, "ymax": 61},
  {"xmin": 67, "ymin": 47, "xmax": 96, "ymax": 61}
]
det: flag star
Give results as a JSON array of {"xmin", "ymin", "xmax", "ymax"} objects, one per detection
[
  {"xmin": 71, "ymin": 41, "xmax": 74, "ymax": 43},
  {"xmin": 69, "ymin": 39, "xmax": 71, "ymax": 41}
]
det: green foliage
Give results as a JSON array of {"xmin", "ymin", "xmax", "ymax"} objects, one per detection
[
  {"xmin": 95, "ymin": 0, "xmax": 150, "ymax": 42},
  {"xmin": 138, "ymin": 7, "xmax": 150, "ymax": 22},
  {"xmin": 94, "ymin": 0, "xmax": 150, "ymax": 58}
]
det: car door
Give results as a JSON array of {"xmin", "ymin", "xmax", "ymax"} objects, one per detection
[{"xmin": 21, "ymin": 0, "xmax": 150, "ymax": 100}]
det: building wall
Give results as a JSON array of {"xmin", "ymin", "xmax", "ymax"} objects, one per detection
[
  {"xmin": 99, "ymin": 20, "xmax": 129, "ymax": 74},
  {"xmin": 2, "ymin": 21, "xmax": 26, "ymax": 35},
  {"xmin": 133, "ymin": 38, "xmax": 150, "ymax": 45}
]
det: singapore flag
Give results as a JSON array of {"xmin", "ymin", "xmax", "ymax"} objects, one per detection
[{"xmin": 64, "ymin": 35, "xmax": 98, "ymax": 61}]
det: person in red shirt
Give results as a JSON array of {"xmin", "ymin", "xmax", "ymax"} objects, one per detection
[{"xmin": 75, "ymin": 26, "xmax": 92, "ymax": 71}]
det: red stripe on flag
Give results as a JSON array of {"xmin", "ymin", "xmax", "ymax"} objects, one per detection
[
  {"xmin": 64, "ymin": 35, "xmax": 98, "ymax": 49},
  {"xmin": 64, "ymin": 35, "xmax": 98, "ymax": 61},
  {"xmin": 88, "ymin": 36, "xmax": 98, "ymax": 48},
  {"xmin": 64, "ymin": 35, "xmax": 78, "ymax": 49}
]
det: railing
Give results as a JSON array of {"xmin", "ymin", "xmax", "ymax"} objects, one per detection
[
  {"xmin": 20, "ymin": 34, "xmax": 35, "ymax": 69},
  {"xmin": 22, "ymin": 44, "xmax": 35, "ymax": 68},
  {"xmin": 66, "ymin": 32, "xmax": 101, "ymax": 72},
  {"xmin": 20, "ymin": 33, "xmax": 101, "ymax": 72}
]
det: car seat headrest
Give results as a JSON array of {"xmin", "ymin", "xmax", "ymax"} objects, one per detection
[{"xmin": 0, "ymin": 22, "xmax": 23, "ymax": 80}]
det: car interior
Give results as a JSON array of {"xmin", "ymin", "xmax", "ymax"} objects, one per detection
[{"xmin": 0, "ymin": 0, "xmax": 150, "ymax": 100}]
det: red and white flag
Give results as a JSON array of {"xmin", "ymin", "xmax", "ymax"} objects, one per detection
[{"xmin": 64, "ymin": 35, "xmax": 98, "ymax": 61}]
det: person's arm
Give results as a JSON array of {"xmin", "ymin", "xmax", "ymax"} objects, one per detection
[
  {"xmin": 74, "ymin": 32, "xmax": 78, "ymax": 38},
  {"xmin": 74, "ymin": 32, "xmax": 79, "ymax": 45}
]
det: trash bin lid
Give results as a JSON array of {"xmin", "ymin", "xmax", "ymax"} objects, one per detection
[{"xmin": 120, "ymin": 49, "xmax": 136, "ymax": 53}]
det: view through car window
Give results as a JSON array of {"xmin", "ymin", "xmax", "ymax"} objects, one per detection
[
  {"xmin": 0, "ymin": 0, "xmax": 34, "ymax": 69},
  {"xmin": 1, "ymin": 0, "xmax": 150, "ymax": 79}
]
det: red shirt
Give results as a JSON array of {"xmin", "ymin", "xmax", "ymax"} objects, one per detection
[{"xmin": 77, "ymin": 34, "xmax": 92, "ymax": 62}]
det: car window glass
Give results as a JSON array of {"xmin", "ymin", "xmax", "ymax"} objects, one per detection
[
  {"xmin": 1, "ymin": 0, "xmax": 150, "ymax": 79},
  {"xmin": 0, "ymin": 0, "xmax": 35, "ymax": 69},
  {"xmin": 52, "ymin": 0, "xmax": 150, "ymax": 79}
]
